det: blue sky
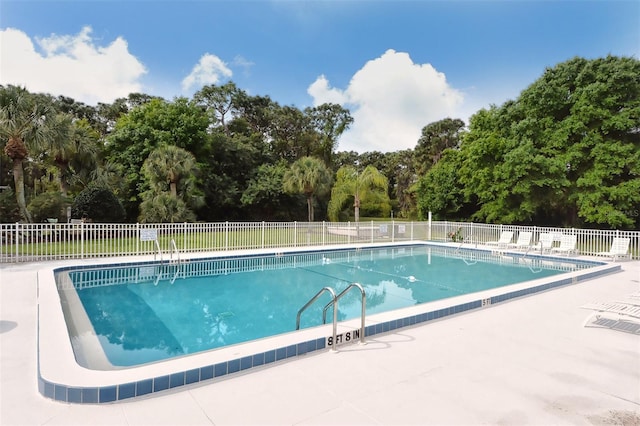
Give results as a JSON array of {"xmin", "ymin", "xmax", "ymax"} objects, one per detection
[{"xmin": 1, "ymin": 0, "xmax": 638, "ymax": 153}]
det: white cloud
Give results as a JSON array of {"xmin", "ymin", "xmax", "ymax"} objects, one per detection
[
  {"xmin": 307, "ymin": 75, "xmax": 348, "ymax": 105},
  {"xmin": 181, "ymin": 53, "xmax": 232, "ymax": 93},
  {"xmin": 307, "ymin": 49, "xmax": 464, "ymax": 153},
  {"xmin": 0, "ymin": 27, "xmax": 147, "ymax": 105},
  {"xmin": 232, "ymin": 55, "xmax": 255, "ymax": 77}
]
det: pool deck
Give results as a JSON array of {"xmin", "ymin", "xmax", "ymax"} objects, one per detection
[{"xmin": 1, "ymin": 254, "xmax": 639, "ymax": 425}]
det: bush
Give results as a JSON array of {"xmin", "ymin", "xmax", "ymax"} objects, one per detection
[
  {"xmin": 72, "ymin": 187, "xmax": 126, "ymax": 223},
  {"xmin": 138, "ymin": 193, "xmax": 195, "ymax": 223},
  {"xmin": 28, "ymin": 192, "xmax": 70, "ymax": 223},
  {"xmin": 0, "ymin": 188, "xmax": 21, "ymax": 223}
]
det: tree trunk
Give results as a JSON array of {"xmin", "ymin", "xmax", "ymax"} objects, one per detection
[
  {"xmin": 59, "ymin": 177, "xmax": 69, "ymax": 197},
  {"xmin": 12, "ymin": 158, "xmax": 32, "ymax": 222},
  {"xmin": 55, "ymin": 159, "xmax": 70, "ymax": 197},
  {"xmin": 354, "ymin": 195, "xmax": 360, "ymax": 223},
  {"xmin": 307, "ymin": 195, "xmax": 314, "ymax": 222},
  {"xmin": 170, "ymin": 181, "xmax": 177, "ymax": 198}
]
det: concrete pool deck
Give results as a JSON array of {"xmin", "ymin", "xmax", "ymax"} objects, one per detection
[{"xmin": 1, "ymin": 256, "xmax": 639, "ymax": 425}]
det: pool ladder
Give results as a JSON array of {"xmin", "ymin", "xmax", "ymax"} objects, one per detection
[
  {"xmin": 296, "ymin": 283, "xmax": 366, "ymax": 351},
  {"xmin": 152, "ymin": 239, "xmax": 183, "ymax": 285},
  {"xmin": 169, "ymin": 239, "xmax": 181, "ymax": 265},
  {"xmin": 152, "ymin": 239, "xmax": 182, "ymax": 265}
]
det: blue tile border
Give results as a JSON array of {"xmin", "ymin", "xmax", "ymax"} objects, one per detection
[
  {"xmin": 40, "ymin": 247, "xmax": 621, "ymax": 404},
  {"xmin": 37, "ymin": 333, "xmax": 331, "ymax": 404}
]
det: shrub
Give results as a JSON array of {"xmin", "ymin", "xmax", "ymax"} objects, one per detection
[
  {"xmin": 72, "ymin": 187, "xmax": 126, "ymax": 223},
  {"xmin": 0, "ymin": 188, "xmax": 21, "ymax": 223},
  {"xmin": 138, "ymin": 193, "xmax": 195, "ymax": 223},
  {"xmin": 28, "ymin": 192, "xmax": 70, "ymax": 223}
]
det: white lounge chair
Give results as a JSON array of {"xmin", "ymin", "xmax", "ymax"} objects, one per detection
[
  {"xmin": 596, "ymin": 237, "xmax": 631, "ymax": 262},
  {"xmin": 550, "ymin": 234, "xmax": 577, "ymax": 256},
  {"xmin": 537, "ymin": 233, "xmax": 554, "ymax": 253},
  {"xmin": 486, "ymin": 231, "xmax": 513, "ymax": 248},
  {"xmin": 581, "ymin": 299, "xmax": 640, "ymax": 333},
  {"xmin": 507, "ymin": 231, "xmax": 533, "ymax": 250}
]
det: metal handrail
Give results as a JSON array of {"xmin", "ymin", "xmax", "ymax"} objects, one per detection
[
  {"xmin": 170, "ymin": 239, "xmax": 181, "ymax": 265},
  {"xmin": 322, "ymin": 283, "xmax": 366, "ymax": 344},
  {"xmin": 296, "ymin": 287, "xmax": 337, "ymax": 350},
  {"xmin": 154, "ymin": 239, "xmax": 162, "ymax": 262}
]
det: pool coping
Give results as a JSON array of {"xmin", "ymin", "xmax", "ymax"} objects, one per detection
[{"xmin": 37, "ymin": 241, "xmax": 621, "ymax": 404}]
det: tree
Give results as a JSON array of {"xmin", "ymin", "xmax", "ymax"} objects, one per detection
[
  {"xmin": 269, "ymin": 105, "xmax": 318, "ymax": 162},
  {"xmin": 0, "ymin": 85, "xmax": 70, "ymax": 222},
  {"xmin": 241, "ymin": 161, "xmax": 298, "ymax": 220},
  {"xmin": 138, "ymin": 193, "xmax": 195, "ymax": 223},
  {"xmin": 0, "ymin": 188, "xmax": 20, "ymax": 223},
  {"xmin": 198, "ymin": 131, "xmax": 264, "ymax": 221},
  {"xmin": 45, "ymin": 118, "xmax": 99, "ymax": 196},
  {"xmin": 233, "ymin": 92, "xmax": 278, "ymax": 139},
  {"xmin": 142, "ymin": 145, "xmax": 198, "ymax": 198},
  {"xmin": 194, "ymin": 82, "xmax": 240, "ymax": 136},
  {"xmin": 453, "ymin": 56, "xmax": 640, "ymax": 228},
  {"xmin": 328, "ymin": 165, "xmax": 389, "ymax": 222},
  {"xmin": 414, "ymin": 118, "xmax": 466, "ymax": 176},
  {"xmin": 305, "ymin": 103, "xmax": 353, "ymax": 166},
  {"xmin": 139, "ymin": 145, "xmax": 202, "ymax": 223},
  {"xmin": 71, "ymin": 186, "xmax": 126, "ymax": 222},
  {"xmin": 28, "ymin": 192, "xmax": 70, "ymax": 223},
  {"xmin": 417, "ymin": 149, "xmax": 468, "ymax": 220},
  {"xmin": 105, "ymin": 97, "xmax": 210, "ymax": 220},
  {"xmin": 283, "ymin": 156, "xmax": 332, "ymax": 221},
  {"xmin": 385, "ymin": 149, "xmax": 418, "ymax": 218}
]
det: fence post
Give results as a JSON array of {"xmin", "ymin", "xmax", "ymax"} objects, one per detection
[
  {"xmin": 428, "ymin": 212, "xmax": 432, "ymax": 241},
  {"xmin": 262, "ymin": 221, "xmax": 265, "ymax": 249},
  {"xmin": 14, "ymin": 222, "xmax": 19, "ymax": 262},
  {"xmin": 294, "ymin": 221, "xmax": 297, "ymax": 247},
  {"xmin": 81, "ymin": 221, "xmax": 85, "ymax": 259},
  {"xmin": 371, "ymin": 220, "xmax": 374, "ymax": 243},
  {"xmin": 183, "ymin": 222, "xmax": 187, "ymax": 252},
  {"xmin": 391, "ymin": 220, "xmax": 395, "ymax": 242},
  {"xmin": 225, "ymin": 221, "xmax": 229, "ymax": 251},
  {"xmin": 322, "ymin": 221, "xmax": 326, "ymax": 246}
]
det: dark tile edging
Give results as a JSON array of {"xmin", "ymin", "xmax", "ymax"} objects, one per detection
[
  {"xmin": 38, "ymin": 262, "xmax": 620, "ymax": 404},
  {"xmin": 38, "ymin": 336, "xmax": 327, "ymax": 404}
]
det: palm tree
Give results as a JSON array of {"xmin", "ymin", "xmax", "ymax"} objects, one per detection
[
  {"xmin": 46, "ymin": 117, "xmax": 99, "ymax": 196},
  {"xmin": 328, "ymin": 165, "xmax": 389, "ymax": 222},
  {"xmin": 283, "ymin": 156, "xmax": 332, "ymax": 221},
  {"xmin": 138, "ymin": 193, "xmax": 196, "ymax": 223},
  {"xmin": 139, "ymin": 145, "xmax": 202, "ymax": 223},
  {"xmin": 142, "ymin": 145, "xmax": 198, "ymax": 198},
  {"xmin": 0, "ymin": 85, "xmax": 69, "ymax": 222}
]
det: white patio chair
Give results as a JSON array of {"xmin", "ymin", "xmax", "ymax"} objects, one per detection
[
  {"xmin": 507, "ymin": 231, "xmax": 533, "ymax": 250},
  {"xmin": 537, "ymin": 233, "xmax": 554, "ymax": 253},
  {"xmin": 486, "ymin": 231, "xmax": 513, "ymax": 248},
  {"xmin": 550, "ymin": 234, "xmax": 577, "ymax": 256},
  {"xmin": 596, "ymin": 237, "xmax": 631, "ymax": 262}
]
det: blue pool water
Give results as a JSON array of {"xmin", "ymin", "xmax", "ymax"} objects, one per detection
[{"xmin": 58, "ymin": 245, "xmax": 594, "ymax": 368}]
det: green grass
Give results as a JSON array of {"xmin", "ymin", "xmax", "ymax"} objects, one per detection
[{"xmin": 1, "ymin": 228, "xmax": 356, "ymax": 257}]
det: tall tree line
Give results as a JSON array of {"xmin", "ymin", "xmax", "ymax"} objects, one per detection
[
  {"xmin": 417, "ymin": 55, "xmax": 640, "ymax": 229},
  {"xmin": 1, "ymin": 55, "xmax": 638, "ymax": 229}
]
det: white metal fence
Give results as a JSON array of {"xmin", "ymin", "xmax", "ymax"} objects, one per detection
[
  {"xmin": 0, "ymin": 221, "xmax": 421, "ymax": 263},
  {"xmin": 1, "ymin": 220, "xmax": 638, "ymax": 263},
  {"xmin": 432, "ymin": 221, "xmax": 640, "ymax": 259}
]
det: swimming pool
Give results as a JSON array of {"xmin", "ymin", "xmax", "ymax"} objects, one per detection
[
  {"xmin": 39, "ymin": 242, "xmax": 620, "ymax": 403},
  {"xmin": 60, "ymin": 245, "xmax": 583, "ymax": 369}
]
